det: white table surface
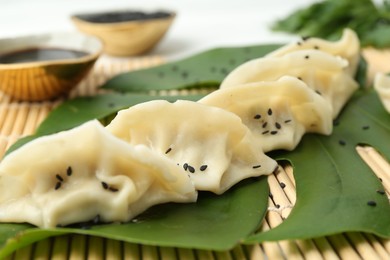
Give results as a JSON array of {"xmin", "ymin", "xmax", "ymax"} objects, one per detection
[{"xmin": 0, "ymin": 0, "xmax": 317, "ymax": 61}]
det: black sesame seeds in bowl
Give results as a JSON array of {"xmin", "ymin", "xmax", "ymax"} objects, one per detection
[
  {"xmin": 74, "ymin": 10, "xmax": 173, "ymax": 24},
  {"xmin": 71, "ymin": 9, "xmax": 176, "ymax": 56}
]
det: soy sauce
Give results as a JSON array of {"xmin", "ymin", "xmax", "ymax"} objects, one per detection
[
  {"xmin": 76, "ymin": 11, "xmax": 172, "ymax": 23},
  {"xmin": 0, "ymin": 47, "xmax": 89, "ymax": 64}
]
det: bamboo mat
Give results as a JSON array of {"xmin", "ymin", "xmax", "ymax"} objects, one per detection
[{"xmin": 0, "ymin": 54, "xmax": 389, "ymax": 260}]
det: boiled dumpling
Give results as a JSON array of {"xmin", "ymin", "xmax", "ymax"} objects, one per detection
[
  {"xmin": 374, "ymin": 73, "xmax": 390, "ymax": 113},
  {"xmin": 0, "ymin": 120, "xmax": 197, "ymax": 228},
  {"xmin": 220, "ymin": 49, "xmax": 358, "ymax": 118},
  {"xmin": 266, "ymin": 28, "xmax": 360, "ymax": 76},
  {"xmin": 106, "ymin": 100, "xmax": 277, "ymax": 194},
  {"xmin": 200, "ymin": 76, "xmax": 333, "ymax": 152}
]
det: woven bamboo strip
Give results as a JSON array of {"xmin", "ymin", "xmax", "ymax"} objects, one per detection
[
  {"xmin": 105, "ymin": 239, "xmax": 122, "ymax": 260},
  {"xmin": 176, "ymin": 247, "xmax": 196, "ymax": 260},
  {"xmin": 122, "ymin": 242, "xmax": 140, "ymax": 259},
  {"xmin": 12, "ymin": 243, "xmax": 34, "ymax": 260},
  {"xmin": 231, "ymin": 245, "xmax": 248, "ymax": 260},
  {"xmin": 312, "ymin": 237, "xmax": 340, "ymax": 260},
  {"xmin": 274, "ymin": 165, "xmax": 297, "ymax": 205},
  {"xmin": 268, "ymin": 173, "xmax": 293, "ymax": 219},
  {"xmin": 159, "ymin": 247, "xmax": 177, "ymax": 260},
  {"xmin": 32, "ymin": 237, "xmax": 52, "ymax": 259},
  {"xmin": 244, "ymin": 244, "xmax": 266, "ymax": 260},
  {"xmin": 51, "ymin": 236, "xmax": 70, "ymax": 260},
  {"xmin": 356, "ymin": 146, "xmax": 390, "ymax": 194},
  {"xmin": 327, "ymin": 234, "xmax": 361, "ymax": 259},
  {"xmin": 140, "ymin": 245, "xmax": 159, "ymax": 259},
  {"xmin": 363, "ymin": 234, "xmax": 390, "ymax": 259},
  {"xmin": 68, "ymin": 235, "xmax": 87, "ymax": 260},
  {"xmin": 346, "ymin": 233, "xmax": 382, "ymax": 260},
  {"xmin": 194, "ymin": 249, "xmax": 214, "ymax": 259}
]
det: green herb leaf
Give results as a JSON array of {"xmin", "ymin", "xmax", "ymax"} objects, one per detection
[
  {"xmin": 245, "ymin": 89, "xmax": 390, "ymax": 243},
  {"xmin": 271, "ymin": 0, "xmax": 390, "ymax": 48},
  {"xmin": 101, "ymin": 45, "xmax": 281, "ymax": 92}
]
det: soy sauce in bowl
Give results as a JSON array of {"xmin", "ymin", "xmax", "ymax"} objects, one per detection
[{"xmin": 0, "ymin": 47, "xmax": 89, "ymax": 64}]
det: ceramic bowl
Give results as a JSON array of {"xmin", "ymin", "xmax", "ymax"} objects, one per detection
[
  {"xmin": 71, "ymin": 10, "xmax": 175, "ymax": 56},
  {"xmin": 0, "ymin": 32, "xmax": 103, "ymax": 101}
]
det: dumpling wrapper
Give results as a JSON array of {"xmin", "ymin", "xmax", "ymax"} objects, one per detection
[
  {"xmin": 107, "ymin": 100, "xmax": 277, "ymax": 194},
  {"xmin": 200, "ymin": 76, "xmax": 333, "ymax": 152},
  {"xmin": 266, "ymin": 28, "xmax": 360, "ymax": 76},
  {"xmin": 0, "ymin": 120, "xmax": 197, "ymax": 228},
  {"xmin": 374, "ymin": 73, "xmax": 390, "ymax": 113},
  {"xmin": 220, "ymin": 49, "xmax": 358, "ymax": 118}
]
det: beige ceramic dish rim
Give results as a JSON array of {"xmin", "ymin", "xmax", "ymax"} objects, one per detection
[
  {"xmin": 0, "ymin": 31, "xmax": 103, "ymax": 69},
  {"xmin": 70, "ymin": 10, "xmax": 176, "ymax": 29}
]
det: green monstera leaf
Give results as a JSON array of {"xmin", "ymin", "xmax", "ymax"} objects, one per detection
[
  {"xmin": 101, "ymin": 44, "xmax": 281, "ymax": 92},
  {"xmin": 245, "ymin": 89, "xmax": 390, "ymax": 243},
  {"xmin": 0, "ymin": 44, "xmax": 389, "ymax": 257}
]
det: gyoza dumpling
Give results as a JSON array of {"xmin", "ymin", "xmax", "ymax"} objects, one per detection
[
  {"xmin": 0, "ymin": 120, "xmax": 197, "ymax": 228},
  {"xmin": 106, "ymin": 100, "xmax": 277, "ymax": 194},
  {"xmin": 374, "ymin": 73, "xmax": 390, "ymax": 113},
  {"xmin": 266, "ymin": 28, "xmax": 360, "ymax": 76},
  {"xmin": 200, "ymin": 76, "xmax": 333, "ymax": 152},
  {"xmin": 220, "ymin": 49, "xmax": 358, "ymax": 118}
]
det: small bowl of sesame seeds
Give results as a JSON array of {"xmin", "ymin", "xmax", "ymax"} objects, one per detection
[{"xmin": 71, "ymin": 9, "xmax": 176, "ymax": 56}]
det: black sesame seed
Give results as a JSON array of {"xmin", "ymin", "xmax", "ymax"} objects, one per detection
[
  {"xmin": 376, "ymin": 190, "xmax": 386, "ymax": 195},
  {"xmin": 187, "ymin": 165, "xmax": 195, "ymax": 173},
  {"xmin": 181, "ymin": 71, "xmax": 188, "ymax": 78},
  {"xmin": 275, "ymin": 204, "xmax": 281, "ymax": 209},
  {"xmin": 297, "ymin": 76, "xmax": 303, "ymax": 81},
  {"xmin": 262, "ymin": 122, "xmax": 268, "ymax": 128},
  {"xmin": 220, "ymin": 68, "xmax": 228, "ymax": 75},
  {"xmin": 280, "ymin": 182, "xmax": 286, "ymax": 189},
  {"xmin": 183, "ymin": 163, "xmax": 188, "ymax": 171},
  {"xmin": 171, "ymin": 65, "xmax": 178, "ymax": 72},
  {"xmin": 252, "ymin": 165, "xmax": 261, "ymax": 169},
  {"xmin": 165, "ymin": 147, "xmax": 172, "ymax": 154},
  {"xmin": 101, "ymin": 182, "xmax": 109, "ymax": 190},
  {"xmin": 267, "ymin": 108, "xmax": 273, "ymax": 116},
  {"xmin": 302, "ymin": 36, "xmax": 311, "ymax": 41},
  {"xmin": 284, "ymin": 119, "xmax": 292, "ymax": 123},
  {"xmin": 367, "ymin": 200, "xmax": 377, "ymax": 207},
  {"xmin": 379, "ymin": 178, "xmax": 383, "ymax": 182},
  {"xmin": 109, "ymin": 187, "xmax": 119, "ymax": 192},
  {"xmin": 93, "ymin": 214, "xmax": 101, "ymax": 224},
  {"xmin": 314, "ymin": 45, "xmax": 319, "ymax": 50},
  {"xmin": 254, "ymin": 114, "xmax": 261, "ymax": 119},
  {"xmin": 200, "ymin": 165, "xmax": 208, "ymax": 171},
  {"xmin": 305, "ymin": 55, "xmax": 310, "ymax": 59},
  {"xmin": 262, "ymin": 130, "xmax": 269, "ymax": 135},
  {"xmin": 297, "ymin": 41, "xmax": 302, "ymax": 46},
  {"xmin": 56, "ymin": 174, "xmax": 64, "ymax": 182},
  {"xmin": 80, "ymin": 224, "xmax": 91, "ymax": 230},
  {"xmin": 315, "ymin": 90, "xmax": 322, "ymax": 95},
  {"xmin": 339, "ymin": 140, "xmax": 346, "ymax": 146},
  {"xmin": 55, "ymin": 182, "xmax": 62, "ymax": 190},
  {"xmin": 67, "ymin": 166, "xmax": 72, "ymax": 176},
  {"xmin": 275, "ymin": 122, "xmax": 281, "ymax": 129},
  {"xmin": 270, "ymin": 131, "xmax": 278, "ymax": 135},
  {"xmin": 362, "ymin": 125, "xmax": 370, "ymax": 130}
]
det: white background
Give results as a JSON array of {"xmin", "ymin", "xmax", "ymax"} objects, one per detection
[{"xmin": 0, "ymin": 0, "xmax": 318, "ymax": 60}]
